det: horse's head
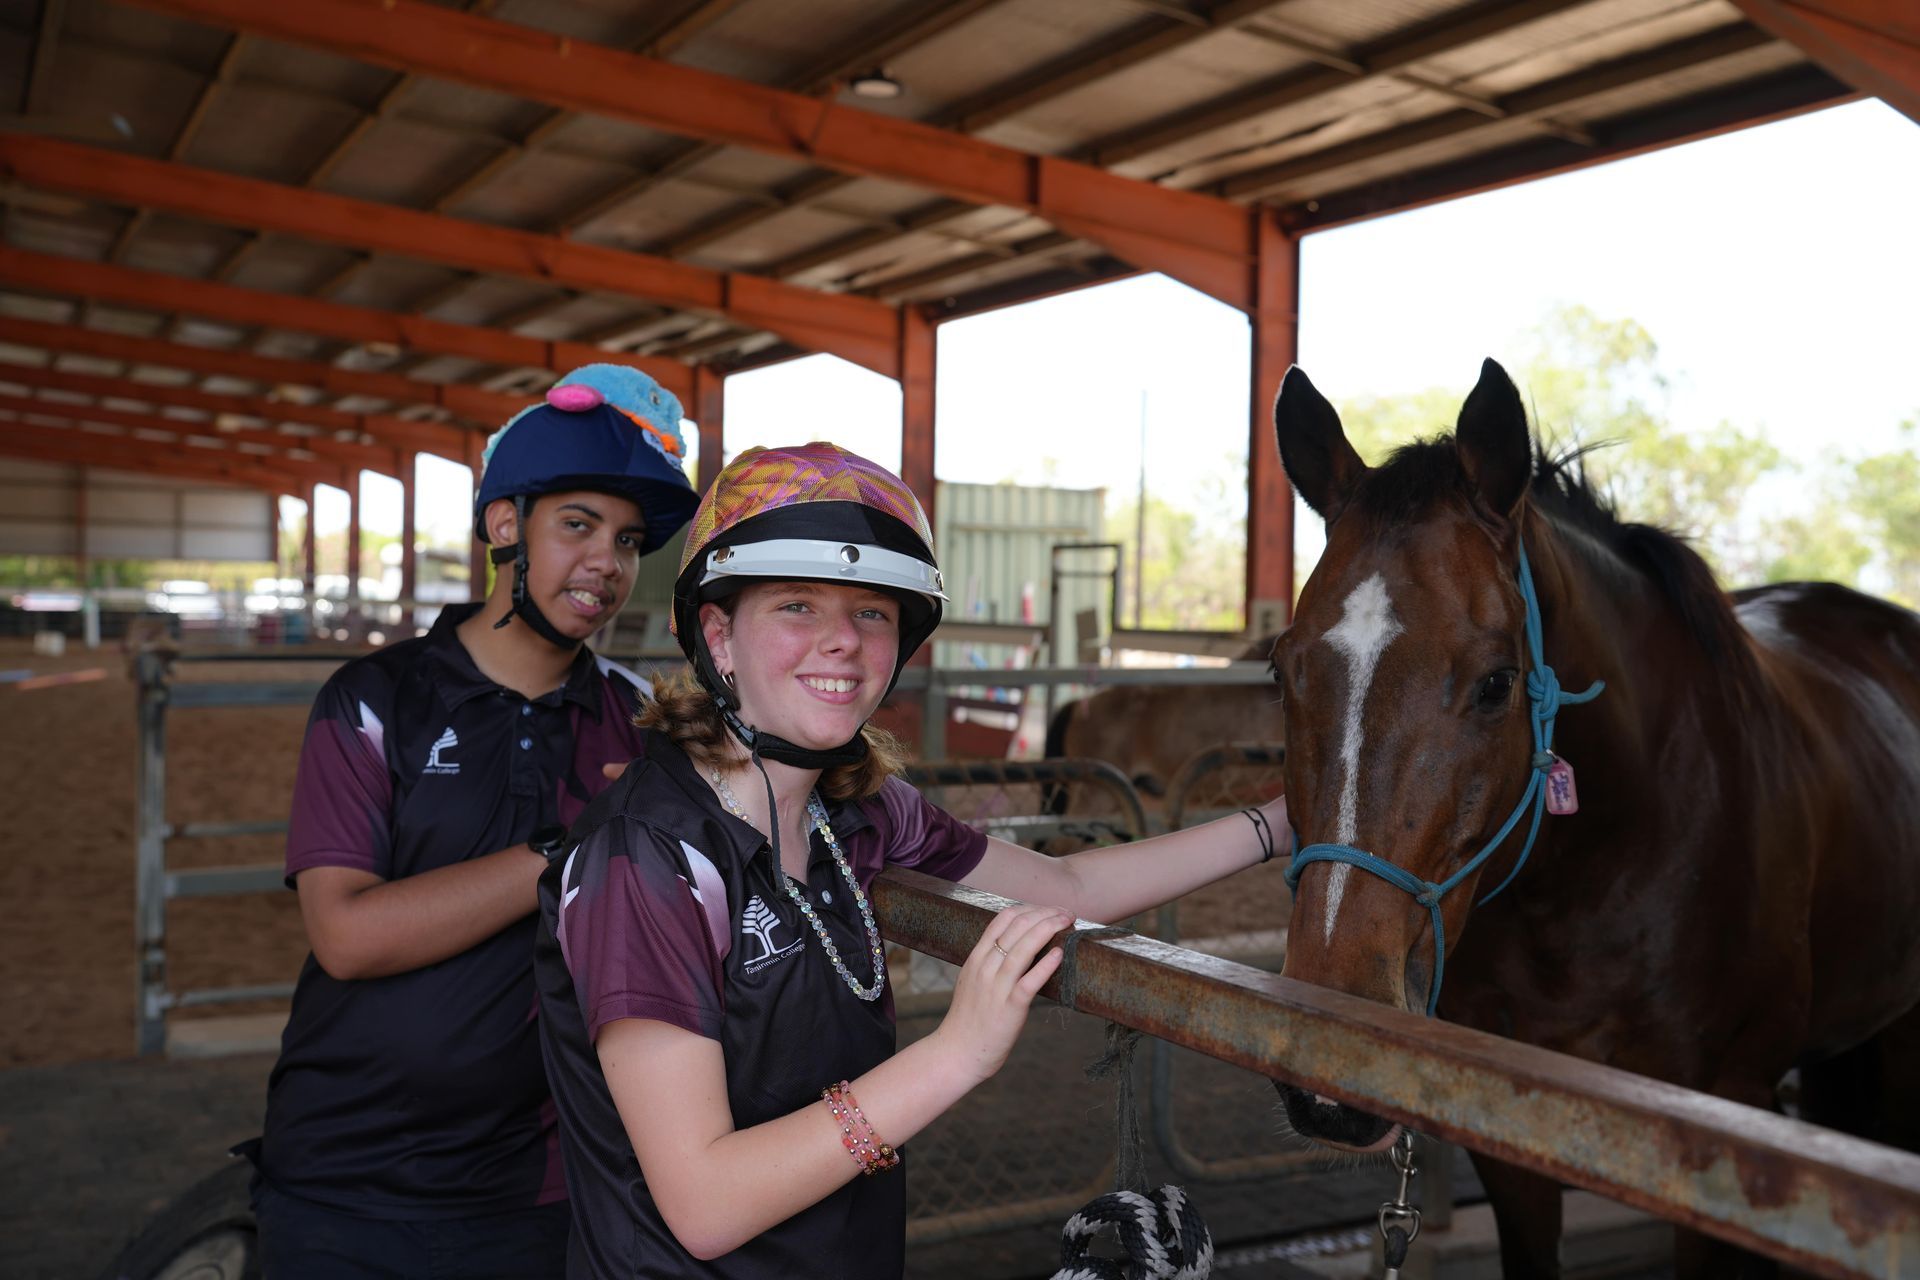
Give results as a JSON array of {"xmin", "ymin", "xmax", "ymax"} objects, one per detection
[{"xmin": 1270, "ymin": 359, "xmax": 1553, "ymax": 1151}]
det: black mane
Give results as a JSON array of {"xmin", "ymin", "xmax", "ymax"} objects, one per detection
[{"xmin": 1349, "ymin": 436, "xmax": 1752, "ymax": 667}]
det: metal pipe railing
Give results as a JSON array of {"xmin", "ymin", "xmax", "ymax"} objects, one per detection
[{"xmin": 871, "ymin": 869, "xmax": 1920, "ymax": 1280}]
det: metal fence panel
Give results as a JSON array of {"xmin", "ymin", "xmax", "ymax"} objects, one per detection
[{"xmin": 873, "ymin": 870, "xmax": 1920, "ymax": 1280}]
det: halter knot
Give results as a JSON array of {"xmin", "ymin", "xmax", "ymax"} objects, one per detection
[
  {"xmin": 1414, "ymin": 888, "xmax": 1440, "ymax": 908},
  {"xmin": 1526, "ymin": 664, "xmax": 1563, "ymax": 715},
  {"xmin": 1530, "ymin": 750, "xmax": 1556, "ymax": 772}
]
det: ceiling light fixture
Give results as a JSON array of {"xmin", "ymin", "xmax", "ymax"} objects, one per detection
[{"xmin": 848, "ymin": 68, "xmax": 903, "ymax": 100}]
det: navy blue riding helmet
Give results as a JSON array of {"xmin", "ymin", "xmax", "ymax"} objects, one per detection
[{"xmin": 473, "ymin": 363, "xmax": 701, "ymax": 649}]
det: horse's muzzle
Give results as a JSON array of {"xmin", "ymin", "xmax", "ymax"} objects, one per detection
[{"xmin": 1275, "ymin": 1082, "xmax": 1399, "ymax": 1152}]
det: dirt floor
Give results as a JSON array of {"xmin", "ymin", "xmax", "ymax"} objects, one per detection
[{"xmin": 0, "ymin": 638, "xmax": 341, "ymax": 1068}]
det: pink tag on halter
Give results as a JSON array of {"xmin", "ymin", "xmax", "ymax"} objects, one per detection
[{"xmin": 1545, "ymin": 755, "xmax": 1579, "ymax": 815}]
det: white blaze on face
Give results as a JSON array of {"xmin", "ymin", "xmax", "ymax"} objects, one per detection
[{"xmin": 1318, "ymin": 573, "xmax": 1404, "ymax": 944}]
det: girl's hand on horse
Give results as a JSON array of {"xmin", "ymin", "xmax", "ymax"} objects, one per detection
[{"xmin": 931, "ymin": 903, "xmax": 1070, "ymax": 1089}]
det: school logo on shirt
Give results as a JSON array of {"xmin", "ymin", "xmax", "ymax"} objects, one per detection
[
  {"xmin": 739, "ymin": 894, "xmax": 803, "ymax": 975},
  {"xmin": 423, "ymin": 727, "xmax": 460, "ymax": 775}
]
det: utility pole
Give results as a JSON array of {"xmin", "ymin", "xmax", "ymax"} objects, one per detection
[{"xmin": 1134, "ymin": 391, "xmax": 1147, "ymax": 629}]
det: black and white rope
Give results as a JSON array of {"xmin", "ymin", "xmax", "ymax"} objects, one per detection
[{"xmin": 1050, "ymin": 1184, "xmax": 1213, "ymax": 1280}]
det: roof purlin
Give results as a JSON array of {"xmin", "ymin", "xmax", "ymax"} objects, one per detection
[
  {"xmin": 0, "ymin": 364, "xmax": 414, "ymax": 469},
  {"xmin": 0, "ymin": 432, "xmax": 311, "ymax": 496},
  {"xmin": 1215, "ymin": 23, "xmax": 1782, "ymax": 201},
  {"xmin": 1287, "ymin": 64, "xmax": 1854, "ymax": 232},
  {"xmin": 0, "ymin": 413, "xmax": 347, "ymax": 490},
  {"xmin": 0, "ymin": 315, "xmax": 498, "ymax": 449},
  {"xmin": 0, "ymin": 247, "xmax": 697, "ymax": 402},
  {"xmin": 0, "ymin": 380, "xmax": 401, "ymax": 476},
  {"xmin": 0, "ymin": 135, "xmax": 905, "ymax": 378}
]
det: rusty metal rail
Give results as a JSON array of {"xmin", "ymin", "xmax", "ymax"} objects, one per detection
[{"xmin": 872, "ymin": 869, "xmax": 1920, "ymax": 1280}]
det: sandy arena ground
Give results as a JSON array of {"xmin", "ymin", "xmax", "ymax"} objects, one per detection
[
  {"xmin": 1, "ymin": 639, "xmax": 338, "ymax": 1067},
  {"xmin": 0, "ymin": 634, "xmax": 1290, "ymax": 1069}
]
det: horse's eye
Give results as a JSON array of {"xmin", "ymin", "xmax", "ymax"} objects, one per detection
[{"xmin": 1476, "ymin": 669, "xmax": 1518, "ymax": 711}]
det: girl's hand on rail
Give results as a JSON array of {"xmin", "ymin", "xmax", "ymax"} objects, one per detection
[{"xmin": 927, "ymin": 903, "xmax": 1070, "ymax": 1089}]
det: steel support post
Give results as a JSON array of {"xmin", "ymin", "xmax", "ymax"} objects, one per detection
[
  {"xmin": 466, "ymin": 433, "xmax": 489, "ymax": 602},
  {"xmin": 693, "ymin": 363, "xmax": 724, "ymax": 494},
  {"xmin": 1246, "ymin": 211, "xmax": 1298, "ymax": 636},
  {"xmin": 133, "ymin": 651, "xmax": 172, "ymax": 1055},
  {"xmin": 899, "ymin": 304, "xmax": 937, "ymax": 525},
  {"xmin": 898, "ymin": 305, "xmax": 940, "ymax": 752},
  {"xmin": 399, "ymin": 450, "xmax": 417, "ymax": 630},
  {"xmin": 301, "ymin": 483, "xmax": 317, "ymax": 598},
  {"xmin": 346, "ymin": 470, "xmax": 362, "ymax": 617}
]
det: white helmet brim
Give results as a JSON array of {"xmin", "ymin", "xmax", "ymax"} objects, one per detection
[{"xmin": 698, "ymin": 537, "xmax": 946, "ymax": 605}]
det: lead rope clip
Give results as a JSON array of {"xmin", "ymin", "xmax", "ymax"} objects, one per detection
[{"xmin": 1378, "ymin": 1131, "xmax": 1421, "ymax": 1280}]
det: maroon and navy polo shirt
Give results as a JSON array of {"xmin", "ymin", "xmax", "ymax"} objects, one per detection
[
  {"xmin": 534, "ymin": 730, "xmax": 988, "ymax": 1279},
  {"xmin": 258, "ymin": 603, "xmax": 652, "ymax": 1219}
]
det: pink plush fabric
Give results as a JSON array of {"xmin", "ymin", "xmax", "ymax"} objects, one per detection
[{"xmin": 547, "ymin": 384, "xmax": 604, "ymax": 411}]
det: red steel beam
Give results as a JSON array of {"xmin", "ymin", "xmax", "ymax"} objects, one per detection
[
  {"xmin": 0, "ymin": 135, "xmax": 904, "ymax": 376},
  {"xmin": 1729, "ymin": 0, "xmax": 1920, "ymax": 123},
  {"xmin": 0, "ymin": 365, "xmax": 405, "ymax": 473},
  {"xmin": 1246, "ymin": 211, "xmax": 1297, "ymax": 631},
  {"xmin": 0, "ymin": 417, "xmax": 319, "ymax": 495},
  {"xmin": 0, "ymin": 316, "xmax": 494, "ymax": 453},
  {"xmin": 114, "ymin": 0, "xmax": 1262, "ymax": 312},
  {"xmin": 0, "ymin": 376, "xmax": 401, "ymax": 479},
  {"xmin": 898, "ymin": 306, "xmax": 936, "ymax": 530},
  {"xmin": 692, "ymin": 364, "xmax": 724, "ymax": 496},
  {"xmin": 0, "ymin": 404, "xmax": 352, "ymax": 488},
  {"xmin": 0, "ymin": 247, "xmax": 696, "ymax": 402},
  {"xmin": 0, "ymin": 436, "xmax": 299, "ymax": 496}
]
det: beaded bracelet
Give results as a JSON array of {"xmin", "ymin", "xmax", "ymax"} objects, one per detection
[{"xmin": 822, "ymin": 1081, "xmax": 899, "ymax": 1176}]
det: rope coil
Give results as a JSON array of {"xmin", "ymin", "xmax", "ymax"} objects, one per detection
[{"xmin": 1052, "ymin": 1185, "xmax": 1214, "ymax": 1280}]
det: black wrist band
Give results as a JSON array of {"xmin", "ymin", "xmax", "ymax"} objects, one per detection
[{"xmin": 1241, "ymin": 806, "xmax": 1275, "ymax": 864}]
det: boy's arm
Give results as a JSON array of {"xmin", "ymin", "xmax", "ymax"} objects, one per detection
[{"xmin": 296, "ymin": 847, "xmax": 548, "ymax": 980}]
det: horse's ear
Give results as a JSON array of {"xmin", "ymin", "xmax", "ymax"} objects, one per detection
[
  {"xmin": 1454, "ymin": 358, "xmax": 1532, "ymax": 523},
  {"xmin": 1274, "ymin": 366, "xmax": 1367, "ymax": 523}
]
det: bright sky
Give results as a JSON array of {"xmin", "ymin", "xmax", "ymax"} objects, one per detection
[{"xmin": 330, "ymin": 100, "xmax": 1919, "ymax": 551}]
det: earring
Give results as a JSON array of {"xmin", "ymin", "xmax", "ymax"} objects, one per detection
[{"xmin": 721, "ymin": 670, "xmax": 737, "ymax": 689}]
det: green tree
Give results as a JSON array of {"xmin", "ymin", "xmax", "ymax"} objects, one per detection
[
  {"xmin": 1327, "ymin": 306, "xmax": 1795, "ymax": 587},
  {"xmin": 1106, "ymin": 489, "xmax": 1244, "ymax": 631},
  {"xmin": 1841, "ymin": 418, "xmax": 1920, "ymax": 606}
]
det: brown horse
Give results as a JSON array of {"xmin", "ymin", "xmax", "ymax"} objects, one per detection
[
  {"xmin": 1268, "ymin": 359, "xmax": 1920, "ymax": 1278},
  {"xmin": 1043, "ymin": 634, "xmax": 1284, "ymax": 802}
]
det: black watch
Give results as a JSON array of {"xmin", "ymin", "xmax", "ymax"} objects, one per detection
[{"xmin": 528, "ymin": 824, "xmax": 570, "ymax": 864}]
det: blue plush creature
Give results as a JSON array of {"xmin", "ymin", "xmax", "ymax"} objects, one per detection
[{"xmin": 483, "ymin": 363, "xmax": 686, "ymax": 467}]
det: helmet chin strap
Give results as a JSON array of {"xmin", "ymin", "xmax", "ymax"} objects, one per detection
[
  {"xmin": 489, "ymin": 494, "xmax": 584, "ymax": 651},
  {"xmin": 720, "ymin": 702, "xmax": 869, "ymax": 770},
  {"xmin": 695, "ymin": 641, "xmax": 871, "ymax": 770}
]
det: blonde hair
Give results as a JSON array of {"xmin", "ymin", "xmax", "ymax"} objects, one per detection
[{"xmin": 633, "ymin": 666, "xmax": 909, "ymax": 803}]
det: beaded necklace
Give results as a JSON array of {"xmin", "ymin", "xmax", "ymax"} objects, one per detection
[{"xmin": 710, "ymin": 768, "xmax": 887, "ymax": 1003}]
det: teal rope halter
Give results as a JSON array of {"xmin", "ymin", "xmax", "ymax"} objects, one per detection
[{"xmin": 1283, "ymin": 543, "xmax": 1604, "ymax": 1016}]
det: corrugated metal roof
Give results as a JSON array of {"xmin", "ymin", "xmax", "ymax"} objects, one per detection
[{"xmin": 0, "ymin": 0, "xmax": 1875, "ymax": 486}]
